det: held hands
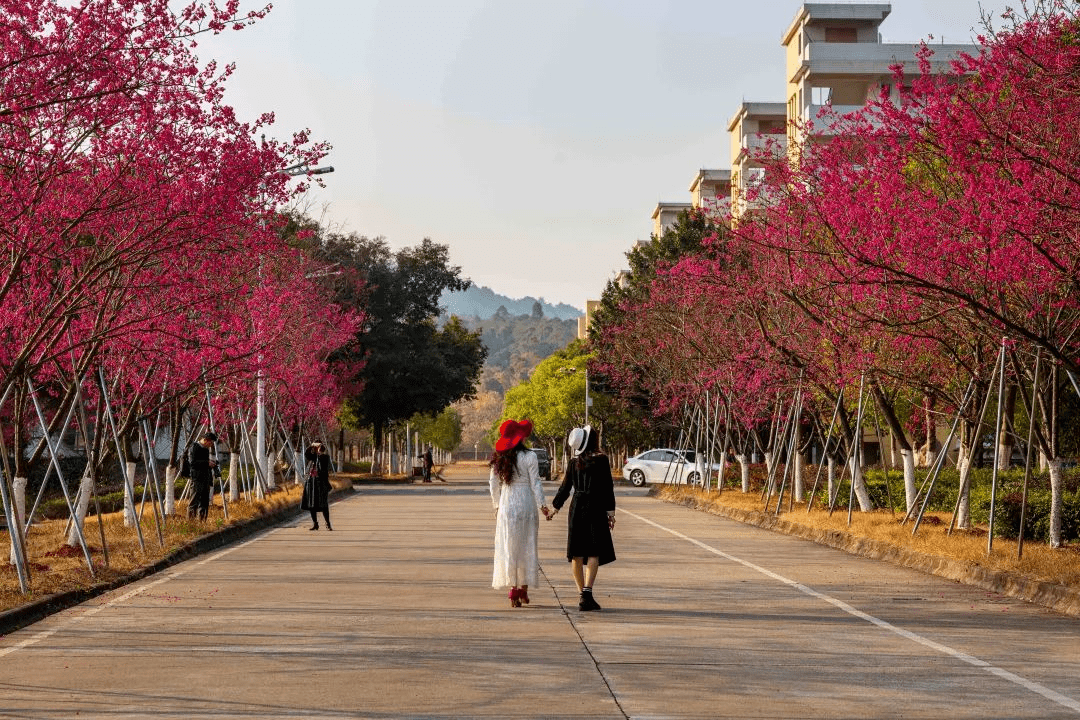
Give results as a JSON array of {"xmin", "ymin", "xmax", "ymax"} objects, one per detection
[
  {"xmin": 607, "ymin": 512, "xmax": 616, "ymax": 529},
  {"xmin": 544, "ymin": 506, "xmax": 557, "ymax": 521}
]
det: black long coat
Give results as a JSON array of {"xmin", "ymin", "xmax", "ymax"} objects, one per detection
[
  {"xmin": 552, "ymin": 452, "xmax": 616, "ymax": 565},
  {"xmin": 301, "ymin": 448, "xmax": 332, "ymax": 512},
  {"xmin": 188, "ymin": 443, "xmax": 212, "ymax": 486}
]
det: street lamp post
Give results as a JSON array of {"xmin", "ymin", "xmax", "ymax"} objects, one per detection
[
  {"xmin": 254, "ymin": 161, "xmax": 334, "ymax": 491},
  {"xmin": 559, "ymin": 365, "xmax": 590, "ymax": 425}
]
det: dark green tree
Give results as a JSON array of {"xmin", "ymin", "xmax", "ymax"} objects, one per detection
[{"xmin": 316, "ymin": 234, "xmax": 487, "ymax": 458}]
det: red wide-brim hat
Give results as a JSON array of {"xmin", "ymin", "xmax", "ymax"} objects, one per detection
[{"xmin": 495, "ymin": 418, "xmax": 533, "ymax": 453}]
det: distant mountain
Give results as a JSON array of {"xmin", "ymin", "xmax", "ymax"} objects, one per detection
[{"xmin": 441, "ymin": 285, "xmax": 582, "ymax": 321}]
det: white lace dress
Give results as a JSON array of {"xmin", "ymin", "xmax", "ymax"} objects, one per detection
[{"xmin": 489, "ymin": 449, "xmax": 547, "ymax": 589}]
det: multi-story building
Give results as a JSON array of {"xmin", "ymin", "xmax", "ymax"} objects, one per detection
[
  {"xmin": 727, "ymin": 102, "xmax": 787, "ymax": 220},
  {"xmin": 651, "ymin": 201, "xmax": 692, "ymax": 240},
  {"xmin": 782, "ymin": 3, "xmax": 975, "ymax": 150},
  {"xmin": 688, "ymin": 168, "xmax": 731, "ymax": 215},
  {"xmin": 577, "ymin": 299, "xmax": 601, "ymax": 340}
]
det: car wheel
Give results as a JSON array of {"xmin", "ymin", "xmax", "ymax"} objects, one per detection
[
  {"xmin": 686, "ymin": 471, "xmax": 700, "ymax": 485},
  {"xmin": 629, "ymin": 469, "xmax": 646, "ymax": 487}
]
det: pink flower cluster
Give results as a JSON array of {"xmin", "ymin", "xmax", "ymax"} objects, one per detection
[{"xmin": 0, "ymin": 1, "xmax": 362, "ymax": 465}]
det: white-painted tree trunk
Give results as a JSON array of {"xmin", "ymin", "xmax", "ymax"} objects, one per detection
[
  {"xmin": 255, "ymin": 451, "xmax": 265, "ymax": 499},
  {"xmin": 764, "ymin": 451, "xmax": 775, "ymax": 484},
  {"xmin": 66, "ymin": 471, "xmax": 94, "ymax": 547},
  {"xmin": 164, "ymin": 465, "xmax": 177, "ymax": 515},
  {"xmin": 900, "ymin": 448, "xmax": 917, "ymax": 513},
  {"xmin": 1048, "ymin": 457, "xmax": 1064, "ymax": 548},
  {"xmin": 229, "ymin": 452, "xmax": 240, "ymax": 500},
  {"xmin": 123, "ymin": 461, "xmax": 137, "ymax": 527},
  {"xmin": 736, "ymin": 455, "xmax": 750, "ymax": 492},
  {"xmin": 266, "ymin": 448, "xmax": 277, "ymax": 489},
  {"xmin": 954, "ymin": 446, "xmax": 973, "ymax": 529},
  {"xmin": 9, "ymin": 476, "xmax": 26, "ymax": 564},
  {"xmin": 849, "ymin": 455, "xmax": 872, "ymax": 511},
  {"xmin": 792, "ymin": 423, "xmax": 804, "ymax": 502}
]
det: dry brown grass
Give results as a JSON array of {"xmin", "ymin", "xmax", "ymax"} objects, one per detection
[
  {"xmin": 0, "ymin": 482, "xmax": 314, "ymax": 613},
  {"xmin": 658, "ymin": 485, "xmax": 1080, "ymax": 589}
]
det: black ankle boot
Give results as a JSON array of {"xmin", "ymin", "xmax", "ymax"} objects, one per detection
[
  {"xmin": 579, "ymin": 588, "xmax": 601, "ymax": 611},
  {"xmin": 309, "ymin": 523, "xmax": 318, "ymax": 531}
]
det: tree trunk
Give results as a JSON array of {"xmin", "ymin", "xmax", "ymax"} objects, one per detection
[
  {"xmin": 923, "ymin": 397, "xmax": 938, "ymax": 469},
  {"xmin": 736, "ymin": 454, "xmax": 750, "ymax": 492},
  {"xmin": 872, "ymin": 382, "xmax": 917, "ymax": 511},
  {"xmin": 67, "ymin": 470, "xmax": 94, "ymax": 547},
  {"xmin": 955, "ymin": 444, "xmax": 973, "ymax": 529},
  {"xmin": 266, "ymin": 448, "xmax": 277, "ymax": 489},
  {"xmin": 899, "ymin": 448, "xmax": 917, "ymax": 513},
  {"xmin": 372, "ymin": 422, "xmax": 384, "ymax": 475},
  {"xmin": 997, "ymin": 384, "xmax": 1016, "ymax": 471},
  {"xmin": 849, "ymin": 454, "xmax": 873, "ymax": 511},
  {"xmin": 1048, "ymin": 457, "xmax": 1064, "ymax": 548},
  {"xmin": 792, "ymin": 422, "xmax": 804, "ymax": 502},
  {"xmin": 229, "ymin": 452, "xmax": 241, "ymax": 499},
  {"xmin": 9, "ymin": 476, "xmax": 26, "ymax": 565},
  {"xmin": 123, "ymin": 460, "xmax": 137, "ymax": 527},
  {"xmin": 164, "ymin": 465, "xmax": 177, "ymax": 515}
]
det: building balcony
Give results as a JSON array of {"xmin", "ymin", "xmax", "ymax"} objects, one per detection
[
  {"xmin": 735, "ymin": 133, "xmax": 787, "ymax": 164},
  {"xmin": 793, "ymin": 41, "xmax": 975, "ymax": 83}
]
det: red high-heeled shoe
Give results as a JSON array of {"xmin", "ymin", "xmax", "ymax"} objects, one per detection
[
  {"xmin": 508, "ymin": 588, "xmax": 522, "ymax": 608},
  {"xmin": 519, "ymin": 588, "xmax": 530, "ymax": 605}
]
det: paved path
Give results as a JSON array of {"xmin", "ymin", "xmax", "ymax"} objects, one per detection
[{"xmin": 1, "ymin": 462, "xmax": 1079, "ymax": 719}]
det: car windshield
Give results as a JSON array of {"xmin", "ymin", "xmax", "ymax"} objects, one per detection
[{"xmin": 681, "ymin": 450, "xmax": 696, "ymax": 462}]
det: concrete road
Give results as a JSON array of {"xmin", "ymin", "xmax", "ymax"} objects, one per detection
[{"xmin": 1, "ymin": 462, "xmax": 1079, "ymax": 719}]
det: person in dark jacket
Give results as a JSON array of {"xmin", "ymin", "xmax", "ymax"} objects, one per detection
[
  {"xmin": 423, "ymin": 447, "xmax": 434, "ymax": 483},
  {"xmin": 548, "ymin": 425, "xmax": 616, "ymax": 611},
  {"xmin": 303, "ymin": 441, "xmax": 332, "ymax": 530},
  {"xmin": 187, "ymin": 431, "xmax": 218, "ymax": 521}
]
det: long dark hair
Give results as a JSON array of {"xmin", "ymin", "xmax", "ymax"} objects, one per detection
[{"xmin": 489, "ymin": 442, "xmax": 525, "ymax": 484}]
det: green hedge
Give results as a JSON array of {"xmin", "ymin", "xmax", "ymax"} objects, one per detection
[
  {"xmin": 719, "ymin": 462, "xmax": 1080, "ymax": 543},
  {"xmin": 862, "ymin": 466, "xmax": 1080, "ymax": 542}
]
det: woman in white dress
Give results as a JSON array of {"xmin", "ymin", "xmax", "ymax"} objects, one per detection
[{"xmin": 489, "ymin": 418, "xmax": 550, "ymax": 608}]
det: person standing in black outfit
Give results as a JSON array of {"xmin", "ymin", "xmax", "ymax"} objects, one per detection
[
  {"xmin": 187, "ymin": 432, "xmax": 218, "ymax": 521},
  {"xmin": 423, "ymin": 447, "xmax": 434, "ymax": 483},
  {"xmin": 548, "ymin": 425, "xmax": 616, "ymax": 611},
  {"xmin": 303, "ymin": 441, "xmax": 332, "ymax": 530}
]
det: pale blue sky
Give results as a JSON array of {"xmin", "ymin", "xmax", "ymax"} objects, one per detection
[{"xmin": 201, "ymin": 0, "xmax": 1008, "ymax": 310}]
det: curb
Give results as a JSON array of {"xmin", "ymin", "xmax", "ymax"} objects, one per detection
[
  {"xmin": 658, "ymin": 490, "xmax": 1080, "ymax": 618},
  {"xmin": 0, "ymin": 486, "xmax": 355, "ymax": 637}
]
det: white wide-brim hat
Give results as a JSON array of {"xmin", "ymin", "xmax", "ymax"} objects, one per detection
[{"xmin": 567, "ymin": 425, "xmax": 591, "ymax": 456}]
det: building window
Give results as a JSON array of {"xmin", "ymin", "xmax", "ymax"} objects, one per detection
[
  {"xmin": 824, "ymin": 26, "xmax": 858, "ymax": 43},
  {"xmin": 811, "ymin": 87, "xmax": 832, "ymax": 105},
  {"xmin": 787, "ymin": 94, "xmax": 798, "ymax": 144}
]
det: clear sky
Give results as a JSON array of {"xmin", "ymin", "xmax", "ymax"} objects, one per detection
[{"xmin": 200, "ymin": 0, "xmax": 1009, "ymax": 311}]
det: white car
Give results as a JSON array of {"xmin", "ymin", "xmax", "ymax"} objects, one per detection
[{"xmin": 622, "ymin": 448, "xmax": 718, "ymax": 487}]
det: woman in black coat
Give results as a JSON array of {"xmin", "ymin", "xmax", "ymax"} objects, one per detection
[
  {"xmin": 548, "ymin": 425, "xmax": 615, "ymax": 611},
  {"xmin": 302, "ymin": 441, "xmax": 332, "ymax": 531}
]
